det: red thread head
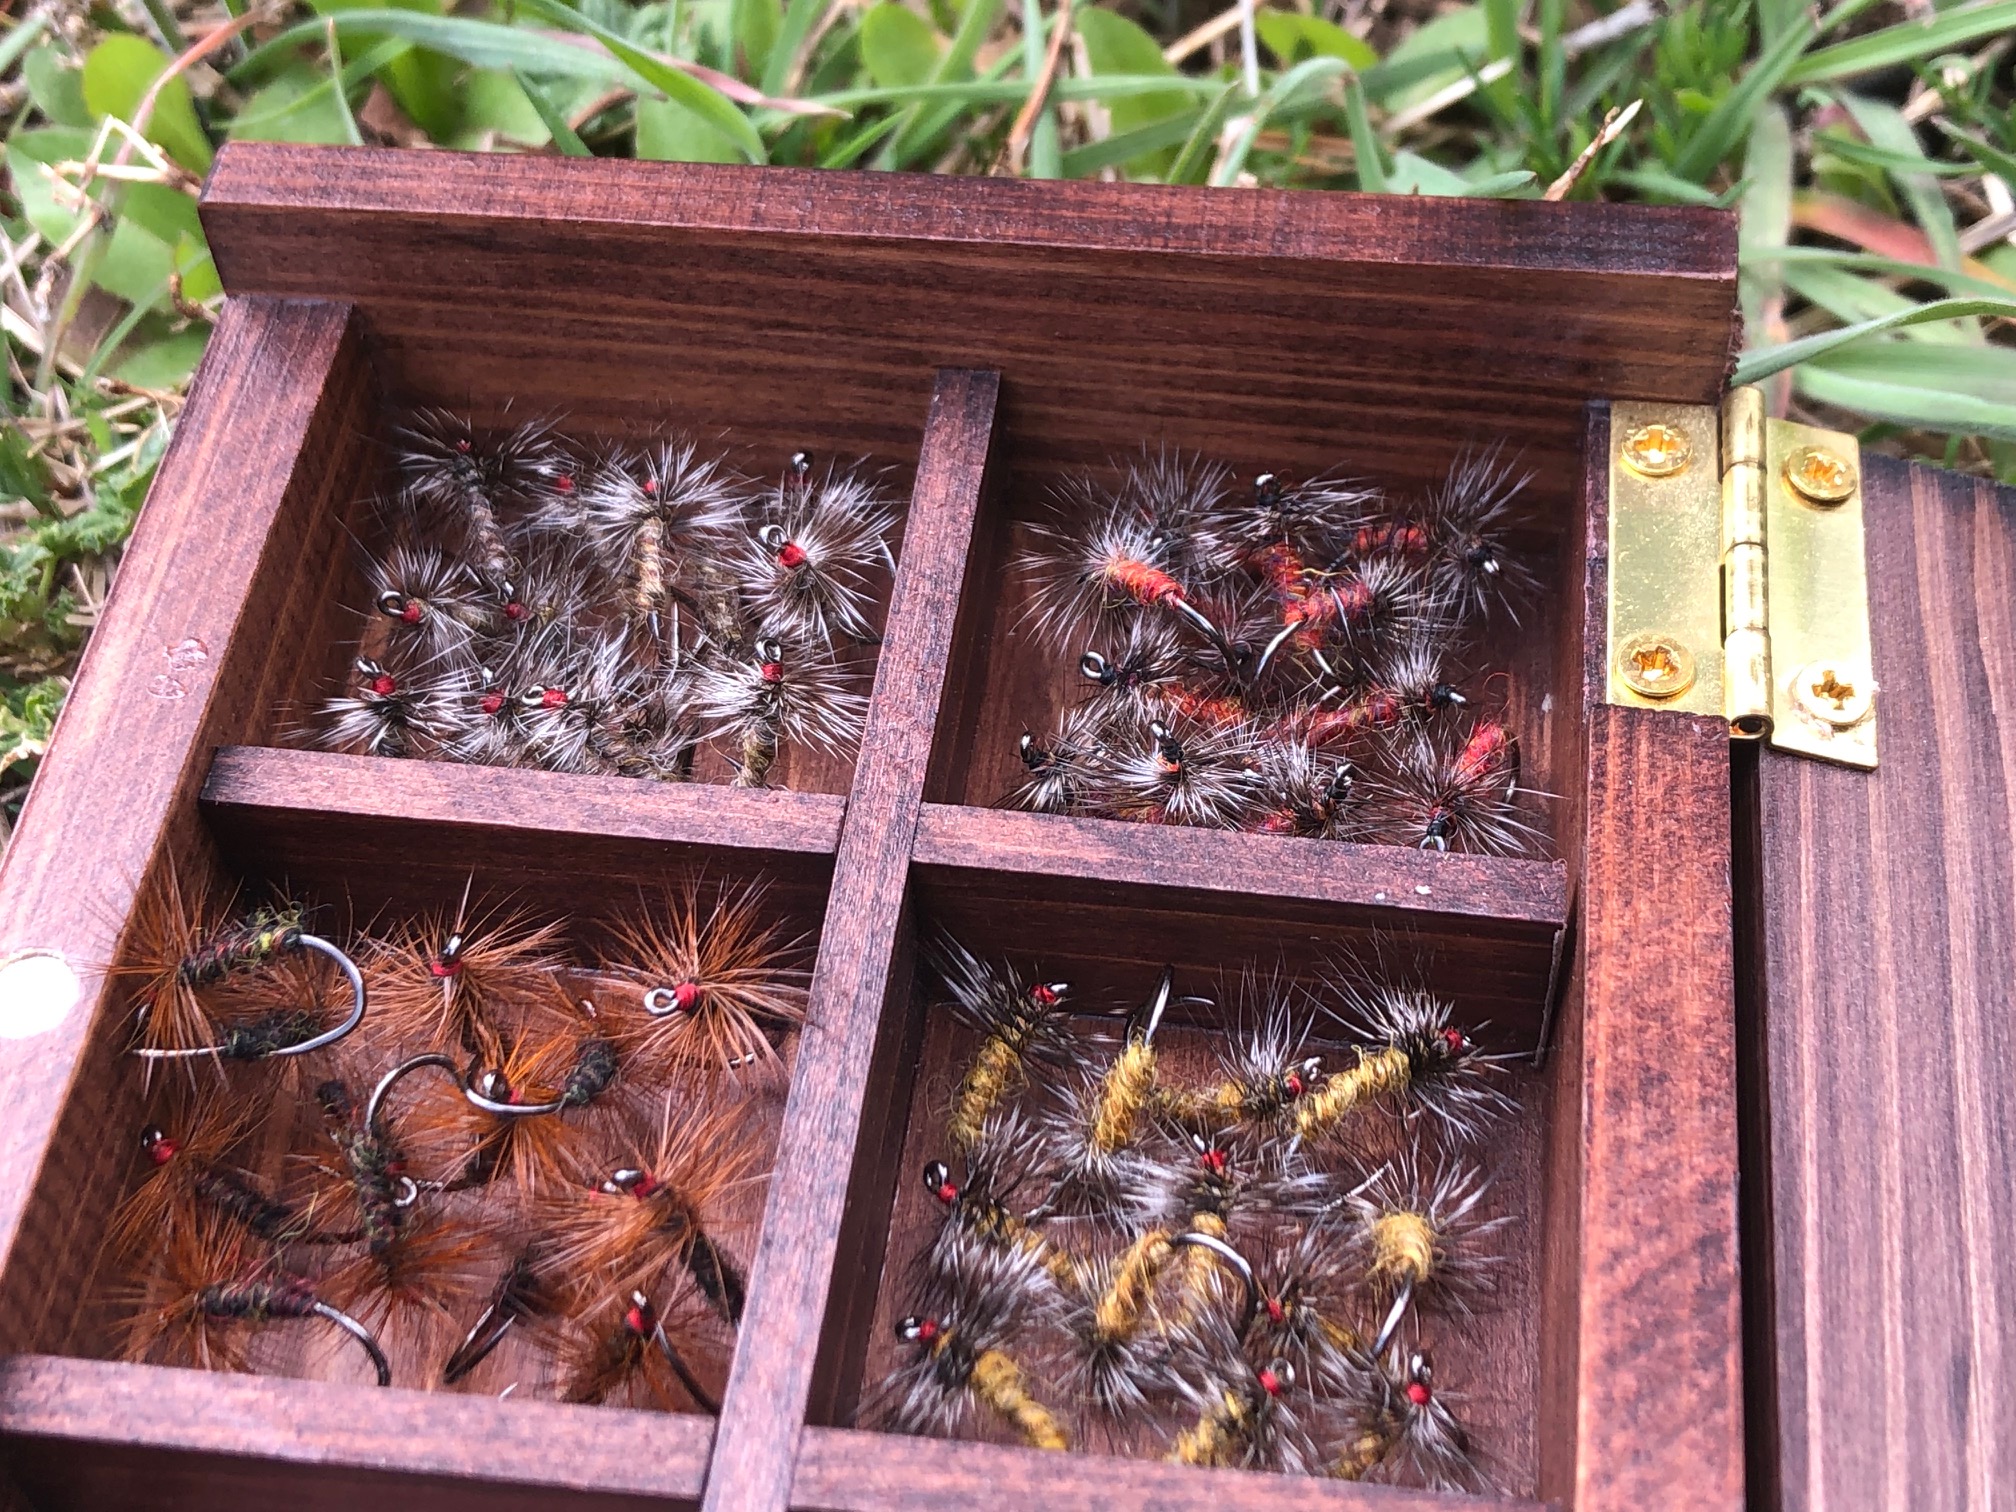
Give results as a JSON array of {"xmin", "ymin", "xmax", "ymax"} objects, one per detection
[
  {"xmin": 1441, "ymin": 1027, "xmax": 1468, "ymax": 1054},
  {"xmin": 369, "ymin": 673, "xmax": 398, "ymax": 697},
  {"xmin": 1265, "ymin": 1297, "xmax": 1285, "ymax": 1324},
  {"xmin": 759, "ymin": 661, "xmax": 784, "ymax": 684},
  {"xmin": 776, "ymin": 540, "xmax": 809, "ymax": 569},
  {"xmin": 626, "ymin": 1170, "xmax": 659, "ymax": 1198},
  {"xmin": 554, "ymin": 473, "xmax": 575, "ymax": 494},
  {"xmin": 1030, "ymin": 983, "xmax": 1058, "ymax": 1007},
  {"xmin": 642, "ymin": 478, "xmax": 659, "ymax": 497},
  {"xmin": 400, "ymin": 601, "xmax": 423, "ymax": 624},
  {"xmin": 673, "ymin": 981, "xmax": 703, "ymax": 1012},
  {"xmin": 624, "ymin": 1299, "xmax": 656, "ymax": 1336},
  {"xmin": 936, "ymin": 1180, "xmax": 959, "ymax": 1204},
  {"xmin": 915, "ymin": 1318, "xmax": 940, "ymax": 1343},
  {"xmin": 504, "ymin": 601, "xmax": 529, "ymax": 623},
  {"xmin": 1199, "ymin": 1146, "xmax": 1229, "ymax": 1177},
  {"xmin": 141, "ymin": 1127, "xmax": 179, "ymax": 1166},
  {"xmin": 540, "ymin": 687, "xmax": 568, "ymax": 709},
  {"xmin": 454, "ymin": 438, "xmax": 472, "ymax": 454},
  {"xmin": 1258, "ymin": 1367, "xmax": 1283, "ymax": 1397},
  {"xmin": 429, "ymin": 958, "xmax": 463, "ymax": 979},
  {"xmin": 479, "ymin": 692, "xmax": 506, "ymax": 716},
  {"xmin": 1284, "ymin": 1071, "xmax": 1305, "ymax": 1098},
  {"xmin": 1407, "ymin": 1381, "xmax": 1432, "ymax": 1407}
]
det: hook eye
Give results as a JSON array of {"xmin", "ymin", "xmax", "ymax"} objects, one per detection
[
  {"xmin": 756, "ymin": 636, "xmax": 783, "ymax": 664},
  {"xmin": 643, "ymin": 985, "xmax": 692, "ymax": 1018},
  {"xmin": 758, "ymin": 523, "xmax": 787, "ymax": 549},
  {"xmin": 789, "ymin": 451, "xmax": 812, "ymax": 477},
  {"xmin": 375, "ymin": 590, "xmax": 409, "ymax": 617},
  {"xmin": 393, "ymin": 1176, "xmax": 420, "ymax": 1208},
  {"xmin": 1079, "ymin": 651, "xmax": 1111, "ymax": 683}
]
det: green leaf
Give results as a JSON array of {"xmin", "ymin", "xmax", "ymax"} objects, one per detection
[
  {"xmin": 1837, "ymin": 92, "xmax": 1960, "ymax": 271},
  {"xmin": 1671, "ymin": 16, "xmax": 1814, "ymax": 184},
  {"xmin": 448, "ymin": 68, "xmax": 551, "ymax": 148},
  {"xmin": 730, "ymin": 0, "xmax": 782, "ymax": 81},
  {"xmin": 636, "ymin": 93, "xmax": 747, "ymax": 161},
  {"xmin": 513, "ymin": 0, "xmax": 768, "ymax": 163},
  {"xmin": 230, "ymin": 65, "xmax": 368, "ymax": 143},
  {"xmin": 1254, "ymin": 9, "xmax": 1376, "ymax": 70},
  {"xmin": 1788, "ymin": 0, "xmax": 2016, "ymax": 83},
  {"xmin": 310, "ymin": 0, "xmax": 463, "ymax": 142},
  {"xmin": 1076, "ymin": 8, "xmax": 1186, "ymax": 128},
  {"xmin": 6, "ymin": 129, "xmax": 94, "ymax": 246},
  {"xmin": 1166, "ymin": 79, "xmax": 1242, "ymax": 186},
  {"xmin": 0, "ymin": 677, "xmax": 68, "ymax": 780},
  {"xmin": 885, "ymin": 0, "xmax": 1006, "ymax": 170},
  {"xmin": 1370, "ymin": 6, "xmax": 1485, "ymax": 111},
  {"xmin": 1019, "ymin": 0, "xmax": 1060, "ymax": 179},
  {"xmin": 1387, "ymin": 149, "xmax": 1477, "ymax": 195},
  {"xmin": 514, "ymin": 69, "xmax": 593, "ymax": 154},
  {"xmin": 23, "ymin": 45, "xmax": 93, "ymax": 127},
  {"xmin": 1733, "ymin": 297, "xmax": 2016, "ymax": 384},
  {"xmin": 174, "ymin": 230, "xmax": 222, "ymax": 303},
  {"xmin": 0, "ymin": 428, "xmax": 53, "ymax": 515},
  {"xmin": 80, "ymin": 33, "xmax": 215, "ymax": 174},
  {"xmin": 858, "ymin": 3, "xmax": 944, "ymax": 88}
]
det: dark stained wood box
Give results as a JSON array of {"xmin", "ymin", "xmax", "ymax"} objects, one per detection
[{"xmin": 0, "ymin": 143, "xmax": 1783, "ymax": 1512}]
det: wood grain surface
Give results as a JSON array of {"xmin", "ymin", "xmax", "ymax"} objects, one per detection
[
  {"xmin": 1743, "ymin": 456, "xmax": 2016, "ymax": 1512},
  {"xmin": 199, "ymin": 145, "xmax": 1737, "ymax": 507},
  {"xmin": 913, "ymin": 804, "xmax": 1568, "ymax": 1043},
  {"xmin": 201, "ymin": 744, "xmax": 843, "ymax": 916},
  {"xmin": 1574, "ymin": 704, "xmax": 1743, "ymax": 1512},
  {"xmin": 698, "ymin": 370, "xmax": 1001, "ymax": 1512},
  {"xmin": 0, "ymin": 1354, "xmax": 707, "ymax": 1511},
  {"xmin": 0, "ymin": 301, "xmax": 372, "ymax": 1359},
  {"xmin": 790, "ymin": 1426, "xmax": 1550, "ymax": 1512}
]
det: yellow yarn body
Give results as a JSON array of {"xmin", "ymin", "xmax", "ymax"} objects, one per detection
[
  {"xmin": 1369, "ymin": 1210, "xmax": 1436, "ymax": 1287},
  {"xmin": 1294, "ymin": 1045, "xmax": 1411, "ymax": 1142},
  {"xmin": 735, "ymin": 722, "xmax": 778, "ymax": 788},
  {"xmin": 1092, "ymin": 1041, "xmax": 1157, "ymax": 1152},
  {"xmin": 633, "ymin": 526, "xmax": 665, "ymax": 618},
  {"xmin": 1334, "ymin": 1428, "xmax": 1388, "ymax": 1480},
  {"xmin": 1172, "ymin": 1387, "xmax": 1248, "ymax": 1466},
  {"xmin": 949, "ymin": 1035, "xmax": 1024, "ymax": 1149},
  {"xmin": 1095, "ymin": 1228, "xmax": 1174, "ymax": 1339},
  {"xmin": 1176, "ymin": 1213, "xmax": 1231, "ymax": 1316},
  {"xmin": 968, "ymin": 1348, "xmax": 1069, "ymax": 1450}
]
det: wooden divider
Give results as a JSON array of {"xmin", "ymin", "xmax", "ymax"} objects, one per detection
[{"xmin": 698, "ymin": 369, "xmax": 1002, "ymax": 1512}]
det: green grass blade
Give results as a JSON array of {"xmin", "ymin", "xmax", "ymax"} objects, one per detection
[
  {"xmin": 1166, "ymin": 78, "xmax": 1241, "ymax": 186},
  {"xmin": 1738, "ymin": 100, "xmax": 1793, "ymax": 331},
  {"xmin": 1213, "ymin": 57, "xmax": 1350, "ymax": 187},
  {"xmin": 1733, "ymin": 297, "xmax": 2016, "ymax": 384},
  {"xmin": 232, "ymin": 12, "xmax": 631, "ymax": 86},
  {"xmin": 1344, "ymin": 72, "xmax": 1385, "ymax": 192},
  {"xmin": 1021, "ymin": 0, "xmax": 1060, "ymax": 179},
  {"xmin": 819, "ymin": 110, "xmax": 904, "ymax": 168},
  {"xmin": 1837, "ymin": 92, "xmax": 1961, "ymax": 270},
  {"xmin": 513, "ymin": 0, "xmax": 768, "ymax": 163},
  {"xmin": 1796, "ymin": 360, "xmax": 2016, "ymax": 442},
  {"xmin": 760, "ymin": 0, "xmax": 828, "ymax": 95},
  {"xmin": 1744, "ymin": 246, "xmax": 2016, "ymax": 300},
  {"xmin": 1788, "ymin": 0, "xmax": 2016, "ymax": 83},
  {"xmin": 1671, "ymin": 15, "xmax": 1815, "ymax": 184},
  {"xmin": 513, "ymin": 68, "xmax": 592, "ymax": 154},
  {"xmin": 1060, "ymin": 109, "xmax": 1201, "ymax": 177}
]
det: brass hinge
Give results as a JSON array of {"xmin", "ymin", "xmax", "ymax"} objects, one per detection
[{"xmin": 1605, "ymin": 388, "xmax": 1877, "ymax": 769}]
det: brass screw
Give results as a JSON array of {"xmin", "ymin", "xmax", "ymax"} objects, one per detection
[
  {"xmin": 1620, "ymin": 424, "xmax": 1692, "ymax": 479},
  {"xmin": 1783, "ymin": 445, "xmax": 1857, "ymax": 505},
  {"xmin": 1790, "ymin": 658, "xmax": 1874, "ymax": 730},
  {"xmin": 1616, "ymin": 632, "xmax": 1696, "ymax": 700}
]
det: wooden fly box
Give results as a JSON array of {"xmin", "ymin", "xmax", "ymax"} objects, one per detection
[{"xmin": 5, "ymin": 142, "xmax": 1995, "ymax": 1512}]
